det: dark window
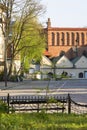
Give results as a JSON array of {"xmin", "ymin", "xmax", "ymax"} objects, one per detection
[
  {"xmin": 81, "ymin": 33, "xmax": 84, "ymax": 45},
  {"xmin": 79, "ymin": 72, "xmax": 83, "ymax": 78},
  {"xmin": 67, "ymin": 32, "xmax": 69, "ymax": 45},
  {"xmin": 76, "ymin": 32, "xmax": 79, "ymax": 45},
  {"xmin": 61, "ymin": 32, "xmax": 64, "ymax": 45},
  {"xmin": 56, "ymin": 32, "xmax": 60, "ymax": 45},
  {"xmin": 72, "ymin": 32, "xmax": 74, "ymax": 46},
  {"xmin": 52, "ymin": 32, "xmax": 55, "ymax": 46}
]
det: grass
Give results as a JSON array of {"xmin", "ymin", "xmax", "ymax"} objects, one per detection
[{"xmin": 0, "ymin": 113, "xmax": 87, "ymax": 130}]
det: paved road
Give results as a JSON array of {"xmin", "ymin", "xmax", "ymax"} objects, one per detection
[{"xmin": 0, "ymin": 79, "xmax": 87, "ymax": 103}]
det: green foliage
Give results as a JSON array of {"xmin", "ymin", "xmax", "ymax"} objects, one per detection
[
  {"xmin": 9, "ymin": 75, "xmax": 23, "ymax": 82},
  {"xmin": 9, "ymin": 75, "xmax": 18, "ymax": 82},
  {"xmin": 0, "ymin": 113, "xmax": 87, "ymax": 129},
  {"xmin": 19, "ymin": 19, "xmax": 46, "ymax": 72},
  {"xmin": 47, "ymin": 97, "xmax": 57, "ymax": 103},
  {"xmin": 0, "ymin": 71, "xmax": 4, "ymax": 81},
  {"xmin": 0, "ymin": 100, "xmax": 8, "ymax": 113},
  {"xmin": 3, "ymin": 0, "xmax": 46, "ymax": 76}
]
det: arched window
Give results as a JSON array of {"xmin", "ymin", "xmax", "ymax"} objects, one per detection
[
  {"xmin": 72, "ymin": 32, "xmax": 75, "ymax": 46},
  {"xmin": 56, "ymin": 32, "xmax": 60, "ymax": 45},
  {"xmin": 76, "ymin": 32, "xmax": 79, "ymax": 46},
  {"xmin": 79, "ymin": 72, "xmax": 83, "ymax": 78},
  {"xmin": 67, "ymin": 32, "xmax": 70, "ymax": 45},
  {"xmin": 52, "ymin": 32, "xmax": 55, "ymax": 46},
  {"xmin": 81, "ymin": 33, "xmax": 84, "ymax": 45},
  {"xmin": 61, "ymin": 32, "xmax": 64, "ymax": 45}
]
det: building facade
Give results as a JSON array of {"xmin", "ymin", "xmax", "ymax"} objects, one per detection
[
  {"xmin": 40, "ymin": 55, "xmax": 87, "ymax": 79},
  {"xmin": 45, "ymin": 18, "xmax": 87, "ymax": 59}
]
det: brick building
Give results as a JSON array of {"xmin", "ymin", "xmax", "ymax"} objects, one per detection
[{"xmin": 44, "ymin": 18, "xmax": 87, "ymax": 59}]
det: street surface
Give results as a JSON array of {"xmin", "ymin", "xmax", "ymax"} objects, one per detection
[{"xmin": 0, "ymin": 79, "xmax": 87, "ymax": 103}]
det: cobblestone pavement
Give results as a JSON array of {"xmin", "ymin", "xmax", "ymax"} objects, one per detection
[
  {"xmin": 0, "ymin": 81, "xmax": 25, "ymax": 90},
  {"xmin": 0, "ymin": 79, "xmax": 87, "ymax": 103}
]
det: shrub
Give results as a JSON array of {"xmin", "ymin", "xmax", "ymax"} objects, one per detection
[
  {"xmin": 0, "ymin": 71, "xmax": 4, "ymax": 81},
  {"xmin": 0, "ymin": 100, "xmax": 8, "ymax": 113},
  {"xmin": 9, "ymin": 75, "xmax": 23, "ymax": 82},
  {"xmin": 9, "ymin": 75, "xmax": 18, "ymax": 82}
]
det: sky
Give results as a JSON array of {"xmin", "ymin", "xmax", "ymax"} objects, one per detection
[{"xmin": 40, "ymin": 0, "xmax": 87, "ymax": 27}]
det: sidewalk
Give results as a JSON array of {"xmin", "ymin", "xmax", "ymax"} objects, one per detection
[{"xmin": 0, "ymin": 81, "xmax": 25, "ymax": 90}]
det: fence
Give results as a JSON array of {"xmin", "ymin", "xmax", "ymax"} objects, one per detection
[
  {"xmin": 67, "ymin": 94, "xmax": 87, "ymax": 114},
  {"xmin": 0, "ymin": 93, "xmax": 87, "ymax": 114},
  {"xmin": 0, "ymin": 94, "xmax": 66, "ymax": 113}
]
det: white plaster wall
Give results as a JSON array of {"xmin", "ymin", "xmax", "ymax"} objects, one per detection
[{"xmin": 55, "ymin": 68, "xmax": 87, "ymax": 78}]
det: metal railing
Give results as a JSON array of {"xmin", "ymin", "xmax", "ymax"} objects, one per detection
[{"xmin": 0, "ymin": 93, "xmax": 87, "ymax": 114}]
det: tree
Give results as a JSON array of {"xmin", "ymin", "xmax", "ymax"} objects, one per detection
[
  {"xmin": 19, "ymin": 18, "xmax": 46, "ymax": 73},
  {"xmin": 1, "ymin": 0, "xmax": 46, "ymax": 78}
]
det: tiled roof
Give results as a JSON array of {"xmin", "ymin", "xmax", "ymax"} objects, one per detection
[
  {"xmin": 47, "ymin": 27, "xmax": 87, "ymax": 31},
  {"xmin": 71, "ymin": 57, "xmax": 80, "ymax": 64},
  {"xmin": 43, "ymin": 50, "xmax": 51, "ymax": 56}
]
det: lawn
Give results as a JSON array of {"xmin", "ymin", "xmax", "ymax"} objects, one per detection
[{"xmin": 0, "ymin": 113, "xmax": 87, "ymax": 130}]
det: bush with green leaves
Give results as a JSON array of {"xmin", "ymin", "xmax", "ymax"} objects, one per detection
[
  {"xmin": 0, "ymin": 113, "xmax": 87, "ymax": 129},
  {"xmin": 0, "ymin": 71, "xmax": 4, "ymax": 81},
  {"xmin": 9, "ymin": 75, "xmax": 23, "ymax": 82},
  {"xmin": 0, "ymin": 100, "xmax": 8, "ymax": 113}
]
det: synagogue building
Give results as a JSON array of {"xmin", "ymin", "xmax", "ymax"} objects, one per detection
[{"xmin": 44, "ymin": 18, "xmax": 87, "ymax": 59}]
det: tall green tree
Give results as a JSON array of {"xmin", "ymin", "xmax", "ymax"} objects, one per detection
[
  {"xmin": 19, "ymin": 18, "xmax": 46, "ymax": 73},
  {"xmin": 1, "ymin": 0, "xmax": 46, "ymax": 77}
]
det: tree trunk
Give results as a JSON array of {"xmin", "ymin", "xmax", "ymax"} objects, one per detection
[{"xmin": 7, "ymin": 58, "xmax": 14, "ymax": 78}]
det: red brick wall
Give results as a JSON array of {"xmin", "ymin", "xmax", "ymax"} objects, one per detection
[{"xmin": 45, "ymin": 19, "xmax": 87, "ymax": 59}]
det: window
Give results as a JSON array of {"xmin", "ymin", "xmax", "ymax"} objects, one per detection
[
  {"xmin": 52, "ymin": 32, "xmax": 55, "ymax": 46},
  {"xmin": 56, "ymin": 32, "xmax": 60, "ymax": 45},
  {"xmin": 67, "ymin": 32, "xmax": 69, "ymax": 45},
  {"xmin": 79, "ymin": 72, "xmax": 83, "ymax": 78},
  {"xmin": 61, "ymin": 32, "xmax": 64, "ymax": 45},
  {"xmin": 81, "ymin": 33, "xmax": 84, "ymax": 45},
  {"xmin": 76, "ymin": 32, "xmax": 79, "ymax": 45},
  {"xmin": 72, "ymin": 32, "xmax": 74, "ymax": 46}
]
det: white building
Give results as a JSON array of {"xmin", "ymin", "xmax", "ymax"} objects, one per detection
[{"xmin": 40, "ymin": 55, "xmax": 87, "ymax": 79}]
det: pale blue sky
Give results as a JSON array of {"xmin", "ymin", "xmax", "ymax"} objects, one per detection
[{"xmin": 41, "ymin": 0, "xmax": 87, "ymax": 27}]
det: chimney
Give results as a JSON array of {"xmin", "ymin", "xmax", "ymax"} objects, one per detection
[{"xmin": 46, "ymin": 18, "xmax": 51, "ymax": 28}]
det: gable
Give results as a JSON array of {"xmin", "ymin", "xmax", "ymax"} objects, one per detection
[
  {"xmin": 41, "ymin": 56, "xmax": 52, "ymax": 66},
  {"xmin": 56, "ymin": 55, "xmax": 73, "ymax": 68},
  {"xmin": 75, "ymin": 56, "xmax": 87, "ymax": 68}
]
